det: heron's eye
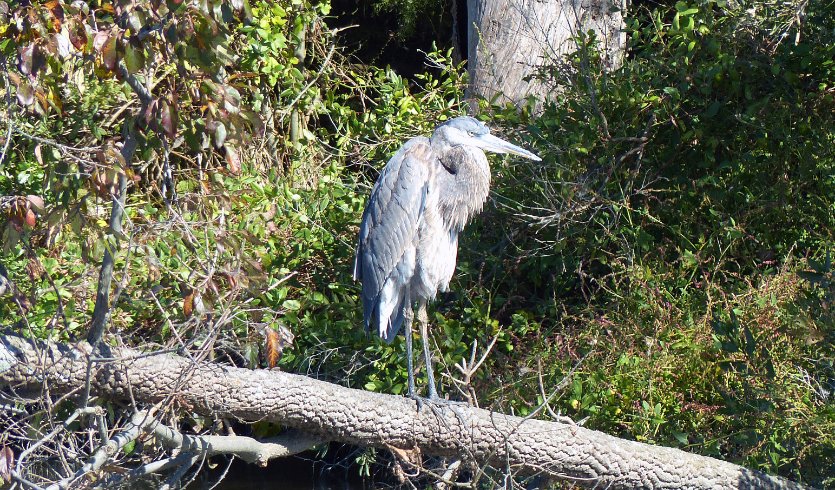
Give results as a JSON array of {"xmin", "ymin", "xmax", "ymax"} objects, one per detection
[{"xmin": 467, "ymin": 131, "xmax": 475, "ymax": 137}]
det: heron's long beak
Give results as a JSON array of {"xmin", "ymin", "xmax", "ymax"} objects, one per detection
[{"xmin": 474, "ymin": 133, "xmax": 542, "ymax": 161}]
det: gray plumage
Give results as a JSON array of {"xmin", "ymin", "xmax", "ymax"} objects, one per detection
[{"xmin": 354, "ymin": 116, "xmax": 541, "ymax": 401}]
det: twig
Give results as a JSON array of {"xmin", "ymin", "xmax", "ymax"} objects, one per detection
[
  {"xmin": 0, "ymin": 63, "xmax": 15, "ymax": 168},
  {"xmin": 45, "ymin": 409, "xmax": 146, "ymax": 490},
  {"xmin": 15, "ymin": 407, "xmax": 103, "ymax": 476},
  {"xmin": 527, "ymin": 349, "xmax": 592, "ymax": 422},
  {"xmin": 278, "ymin": 33, "xmax": 337, "ymax": 124},
  {"xmin": 159, "ymin": 452, "xmax": 201, "ymax": 490},
  {"xmin": 87, "ymin": 62, "xmax": 152, "ymax": 350},
  {"xmin": 11, "ymin": 470, "xmax": 47, "ymax": 490},
  {"xmin": 449, "ymin": 333, "xmax": 500, "ymax": 407}
]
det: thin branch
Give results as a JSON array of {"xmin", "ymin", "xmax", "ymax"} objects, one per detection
[
  {"xmin": 278, "ymin": 30, "xmax": 338, "ymax": 124},
  {"xmin": 87, "ymin": 62, "xmax": 153, "ymax": 349}
]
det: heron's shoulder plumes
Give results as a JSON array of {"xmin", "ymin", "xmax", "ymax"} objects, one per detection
[{"xmin": 402, "ymin": 137, "xmax": 433, "ymax": 162}]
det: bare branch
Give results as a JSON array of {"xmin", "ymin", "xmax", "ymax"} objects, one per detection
[{"xmin": 0, "ymin": 335, "xmax": 810, "ymax": 490}]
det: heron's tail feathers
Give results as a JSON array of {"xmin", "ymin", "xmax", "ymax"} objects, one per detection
[
  {"xmin": 382, "ymin": 304, "xmax": 406, "ymax": 343},
  {"xmin": 373, "ymin": 276, "xmax": 410, "ymax": 342}
]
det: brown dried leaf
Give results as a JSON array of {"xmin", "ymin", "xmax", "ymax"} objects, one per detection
[
  {"xmin": 387, "ymin": 444, "xmax": 422, "ymax": 468},
  {"xmin": 183, "ymin": 291, "xmax": 194, "ymax": 317},
  {"xmin": 44, "ymin": 0, "xmax": 64, "ymax": 32},
  {"xmin": 91, "ymin": 170, "xmax": 110, "ymax": 197},
  {"xmin": 24, "ymin": 209, "xmax": 36, "ymax": 228},
  {"xmin": 102, "ymin": 33, "xmax": 118, "ymax": 71},
  {"xmin": 261, "ymin": 203, "xmax": 277, "ymax": 221},
  {"xmin": 225, "ymin": 271, "xmax": 238, "ymax": 289},
  {"xmin": 68, "ymin": 18, "xmax": 88, "ymax": 51},
  {"xmin": 13, "ymin": 293, "xmax": 32, "ymax": 313},
  {"xmin": 26, "ymin": 257, "xmax": 44, "ymax": 281},
  {"xmin": 224, "ymin": 145, "xmax": 240, "ymax": 175},
  {"xmin": 265, "ymin": 328, "xmax": 281, "ymax": 368},
  {"xmin": 34, "ymin": 144, "xmax": 44, "ymax": 165}
]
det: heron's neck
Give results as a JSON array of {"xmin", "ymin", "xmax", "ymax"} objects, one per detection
[{"xmin": 434, "ymin": 146, "xmax": 491, "ymax": 232}]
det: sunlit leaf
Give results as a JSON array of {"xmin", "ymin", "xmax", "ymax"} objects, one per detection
[
  {"xmin": 213, "ymin": 121, "xmax": 227, "ymax": 147},
  {"xmin": 282, "ymin": 299, "xmax": 300, "ymax": 311},
  {"xmin": 16, "ymin": 82, "xmax": 34, "ymax": 106},
  {"xmin": 26, "ymin": 195, "xmax": 46, "ymax": 213},
  {"xmin": 124, "ymin": 44, "xmax": 145, "ymax": 74},
  {"xmin": 18, "ymin": 44, "xmax": 42, "ymax": 75},
  {"xmin": 52, "ymin": 32, "xmax": 72, "ymax": 58},
  {"xmin": 93, "ymin": 30, "xmax": 110, "ymax": 52},
  {"xmin": 127, "ymin": 10, "xmax": 144, "ymax": 32},
  {"xmin": 102, "ymin": 34, "xmax": 119, "ymax": 70},
  {"xmin": 159, "ymin": 100, "xmax": 177, "ymax": 138}
]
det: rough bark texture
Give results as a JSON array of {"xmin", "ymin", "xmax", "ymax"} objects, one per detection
[
  {"xmin": 0, "ymin": 335, "xmax": 811, "ymax": 490},
  {"xmin": 467, "ymin": 0, "xmax": 626, "ymax": 108}
]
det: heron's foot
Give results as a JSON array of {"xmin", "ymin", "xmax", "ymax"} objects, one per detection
[
  {"xmin": 408, "ymin": 392, "xmax": 427, "ymax": 411},
  {"xmin": 407, "ymin": 392, "xmax": 468, "ymax": 411},
  {"xmin": 426, "ymin": 395, "xmax": 469, "ymax": 408}
]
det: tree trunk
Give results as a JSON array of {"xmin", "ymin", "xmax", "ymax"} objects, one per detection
[
  {"xmin": 466, "ymin": 0, "xmax": 626, "ymax": 109},
  {"xmin": 0, "ymin": 335, "xmax": 810, "ymax": 490}
]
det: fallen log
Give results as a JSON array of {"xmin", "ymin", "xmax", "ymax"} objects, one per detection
[{"xmin": 0, "ymin": 335, "xmax": 810, "ymax": 489}]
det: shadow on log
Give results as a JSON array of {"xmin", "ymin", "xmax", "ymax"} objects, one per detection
[{"xmin": 0, "ymin": 335, "xmax": 811, "ymax": 489}]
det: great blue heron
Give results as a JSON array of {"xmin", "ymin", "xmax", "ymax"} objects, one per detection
[{"xmin": 353, "ymin": 116, "xmax": 541, "ymax": 402}]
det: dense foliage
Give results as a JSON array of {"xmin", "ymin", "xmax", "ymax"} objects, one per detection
[
  {"xmin": 482, "ymin": 0, "xmax": 835, "ymax": 482},
  {"xmin": 0, "ymin": 0, "xmax": 833, "ymax": 487}
]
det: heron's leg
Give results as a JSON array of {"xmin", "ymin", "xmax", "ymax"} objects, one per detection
[
  {"xmin": 402, "ymin": 301, "xmax": 416, "ymax": 399},
  {"xmin": 417, "ymin": 300, "xmax": 440, "ymax": 401}
]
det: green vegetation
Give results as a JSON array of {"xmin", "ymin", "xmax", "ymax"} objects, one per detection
[{"xmin": 0, "ymin": 0, "xmax": 833, "ymax": 487}]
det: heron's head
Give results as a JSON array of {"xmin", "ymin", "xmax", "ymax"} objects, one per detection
[{"xmin": 433, "ymin": 116, "xmax": 541, "ymax": 161}]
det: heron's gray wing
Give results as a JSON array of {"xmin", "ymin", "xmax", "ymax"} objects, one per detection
[{"xmin": 354, "ymin": 136, "xmax": 432, "ymax": 337}]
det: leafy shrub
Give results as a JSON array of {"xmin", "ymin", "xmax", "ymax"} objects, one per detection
[{"xmin": 452, "ymin": 0, "xmax": 835, "ymax": 485}]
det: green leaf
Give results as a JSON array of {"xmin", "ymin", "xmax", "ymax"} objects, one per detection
[
  {"xmin": 124, "ymin": 44, "xmax": 145, "ymax": 74},
  {"xmin": 16, "ymin": 82, "xmax": 34, "ymax": 106},
  {"xmin": 704, "ymin": 101, "xmax": 720, "ymax": 118},
  {"xmin": 282, "ymin": 299, "xmax": 300, "ymax": 311},
  {"xmin": 214, "ymin": 121, "xmax": 227, "ymax": 147}
]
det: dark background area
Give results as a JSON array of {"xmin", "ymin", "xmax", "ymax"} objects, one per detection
[{"xmin": 327, "ymin": 0, "xmax": 468, "ymax": 78}]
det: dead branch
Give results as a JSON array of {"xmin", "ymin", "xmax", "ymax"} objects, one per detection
[{"xmin": 0, "ymin": 335, "xmax": 811, "ymax": 490}]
